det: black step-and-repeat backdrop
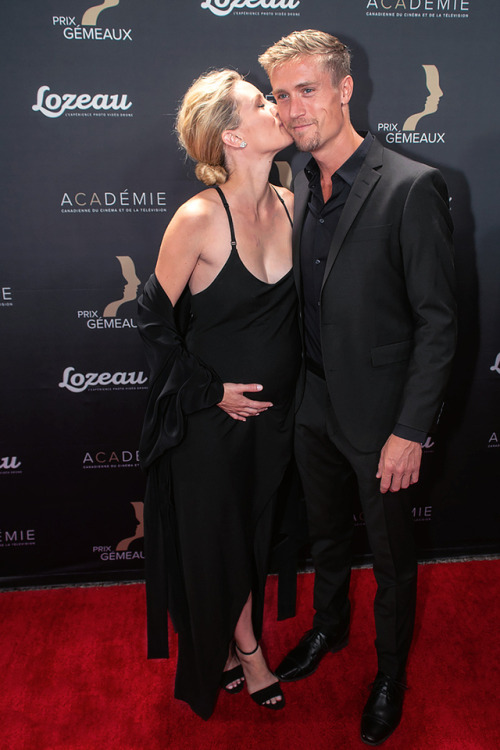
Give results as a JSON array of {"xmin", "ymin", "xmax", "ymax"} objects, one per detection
[{"xmin": 1, "ymin": 1, "xmax": 499, "ymax": 587}]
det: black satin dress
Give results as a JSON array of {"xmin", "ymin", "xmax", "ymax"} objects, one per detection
[{"xmin": 138, "ymin": 186, "xmax": 300, "ymax": 719}]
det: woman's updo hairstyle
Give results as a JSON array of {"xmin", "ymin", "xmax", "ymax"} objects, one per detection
[{"xmin": 176, "ymin": 69, "xmax": 243, "ymax": 186}]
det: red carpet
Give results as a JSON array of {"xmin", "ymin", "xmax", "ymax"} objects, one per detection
[{"xmin": 1, "ymin": 560, "xmax": 498, "ymax": 749}]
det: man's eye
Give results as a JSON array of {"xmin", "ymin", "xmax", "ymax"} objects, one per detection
[
  {"xmin": 303, "ymin": 88, "xmax": 314, "ymax": 95},
  {"xmin": 276, "ymin": 93, "xmax": 288, "ymax": 101}
]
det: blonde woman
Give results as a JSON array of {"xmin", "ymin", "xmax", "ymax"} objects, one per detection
[{"xmin": 138, "ymin": 69, "xmax": 300, "ymax": 719}]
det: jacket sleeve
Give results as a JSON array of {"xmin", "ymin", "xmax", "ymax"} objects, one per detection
[
  {"xmin": 137, "ymin": 273, "xmax": 224, "ymax": 470},
  {"xmin": 396, "ymin": 167, "xmax": 457, "ymax": 433}
]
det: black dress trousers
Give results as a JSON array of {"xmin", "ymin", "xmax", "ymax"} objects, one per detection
[{"xmin": 295, "ymin": 369, "xmax": 418, "ymax": 679}]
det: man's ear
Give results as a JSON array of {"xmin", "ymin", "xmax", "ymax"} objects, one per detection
[{"xmin": 339, "ymin": 75, "xmax": 354, "ymax": 105}]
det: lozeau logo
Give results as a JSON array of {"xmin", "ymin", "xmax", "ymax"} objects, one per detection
[
  {"xmin": 0, "ymin": 456, "xmax": 22, "ymax": 472},
  {"xmin": 32, "ymin": 86, "xmax": 132, "ymax": 119},
  {"xmin": 421, "ymin": 437, "xmax": 435, "ymax": 451},
  {"xmin": 201, "ymin": 0, "xmax": 300, "ymax": 16},
  {"xmin": 59, "ymin": 366, "xmax": 147, "ymax": 393},
  {"xmin": 490, "ymin": 353, "xmax": 500, "ymax": 375}
]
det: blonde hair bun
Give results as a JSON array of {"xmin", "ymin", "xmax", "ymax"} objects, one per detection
[{"xmin": 195, "ymin": 162, "xmax": 228, "ymax": 186}]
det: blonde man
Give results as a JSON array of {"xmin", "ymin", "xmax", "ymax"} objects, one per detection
[{"xmin": 260, "ymin": 30, "xmax": 456, "ymax": 746}]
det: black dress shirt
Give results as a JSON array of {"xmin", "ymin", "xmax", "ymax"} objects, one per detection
[{"xmin": 301, "ymin": 133, "xmax": 373, "ymax": 368}]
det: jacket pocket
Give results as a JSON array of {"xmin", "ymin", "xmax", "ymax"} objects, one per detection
[{"xmin": 371, "ymin": 339, "xmax": 412, "ymax": 367}]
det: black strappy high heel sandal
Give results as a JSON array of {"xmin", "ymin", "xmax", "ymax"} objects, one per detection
[
  {"xmin": 235, "ymin": 643, "xmax": 285, "ymax": 710},
  {"xmin": 220, "ymin": 643, "xmax": 245, "ymax": 694}
]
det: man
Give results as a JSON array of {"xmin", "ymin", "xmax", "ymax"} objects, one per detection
[{"xmin": 259, "ymin": 30, "xmax": 456, "ymax": 745}]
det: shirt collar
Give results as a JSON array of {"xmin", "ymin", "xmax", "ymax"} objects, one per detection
[{"xmin": 304, "ymin": 131, "xmax": 374, "ymax": 187}]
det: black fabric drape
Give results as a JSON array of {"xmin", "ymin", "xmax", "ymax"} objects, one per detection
[{"xmin": 138, "ymin": 274, "xmax": 224, "ymax": 657}]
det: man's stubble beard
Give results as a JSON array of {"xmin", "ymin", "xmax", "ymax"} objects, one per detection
[
  {"xmin": 286, "ymin": 123, "xmax": 321, "ymax": 153},
  {"xmin": 295, "ymin": 134, "xmax": 321, "ymax": 152}
]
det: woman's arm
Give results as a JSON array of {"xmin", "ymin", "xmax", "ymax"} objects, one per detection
[{"xmin": 154, "ymin": 198, "xmax": 207, "ymax": 306}]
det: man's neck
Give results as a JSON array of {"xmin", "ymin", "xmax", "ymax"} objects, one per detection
[{"xmin": 313, "ymin": 127, "xmax": 364, "ymax": 202}]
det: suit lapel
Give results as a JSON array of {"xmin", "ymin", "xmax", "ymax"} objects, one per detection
[{"xmin": 321, "ymin": 139, "xmax": 384, "ymax": 292}]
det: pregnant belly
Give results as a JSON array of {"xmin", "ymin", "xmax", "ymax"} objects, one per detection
[{"xmin": 195, "ymin": 340, "xmax": 300, "ymax": 406}]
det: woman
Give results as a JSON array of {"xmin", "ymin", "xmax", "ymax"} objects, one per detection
[{"xmin": 138, "ymin": 69, "xmax": 300, "ymax": 719}]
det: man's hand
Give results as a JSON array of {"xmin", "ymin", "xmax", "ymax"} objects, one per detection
[
  {"xmin": 376, "ymin": 434, "xmax": 422, "ymax": 494},
  {"xmin": 217, "ymin": 383, "xmax": 273, "ymax": 422}
]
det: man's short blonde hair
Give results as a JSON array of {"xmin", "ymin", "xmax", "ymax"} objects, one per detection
[{"xmin": 259, "ymin": 29, "xmax": 351, "ymax": 87}]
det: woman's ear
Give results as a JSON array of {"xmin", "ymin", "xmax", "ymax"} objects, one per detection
[{"xmin": 222, "ymin": 130, "xmax": 244, "ymax": 149}]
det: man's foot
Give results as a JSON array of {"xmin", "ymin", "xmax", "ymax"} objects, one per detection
[
  {"xmin": 360, "ymin": 672, "xmax": 407, "ymax": 745},
  {"xmin": 236, "ymin": 642, "xmax": 285, "ymax": 709},
  {"xmin": 274, "ymin": 626, "xmax": 349, "ymax": 682}
]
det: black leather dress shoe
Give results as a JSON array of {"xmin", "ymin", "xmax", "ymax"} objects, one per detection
[
  {"xmin": 360, "ymin": 672, "xmax": 407, "ymax": 746},
  {"xmin": 274, "ymin": 626, "xmax": 349, "ymax": 682}
]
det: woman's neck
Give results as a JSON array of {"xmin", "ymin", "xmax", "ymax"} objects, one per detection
[{"xmin": 222, "ymin": 158, "xmax": 276, "ymax": 213}]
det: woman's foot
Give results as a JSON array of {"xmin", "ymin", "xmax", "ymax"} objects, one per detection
[
  {"xmin": 235, "ymin": 642, "xmax": 285, "ymax": 709},
  {"xmin": 220, "ymin": 643, "xmax": 245, "ymax": 693}
]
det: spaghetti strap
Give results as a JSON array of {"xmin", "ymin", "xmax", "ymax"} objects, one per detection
[
  {"xmin": 214, "ymin": 186, "xmax": 237, "ymax": 247},
  {"xmin": 271, "ymin": 185, "xmax": 293, "ymax": 227}
]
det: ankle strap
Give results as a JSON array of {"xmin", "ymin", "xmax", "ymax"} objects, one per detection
[{"xmin": 235, "ymin": 642, "xmax": 259, "ymax": 656}]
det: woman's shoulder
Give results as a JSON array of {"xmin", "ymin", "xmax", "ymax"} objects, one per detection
[
  {"xmin": 162, "ymin": 188, "xmax": 225, "ymax": 245},
  {"xmin": 172, "ymin": 187, "xmax": 221, "ymax": 225},
  {"xmin": 160, "ymin": 187, "xmax": 228, "ymax": 258}
]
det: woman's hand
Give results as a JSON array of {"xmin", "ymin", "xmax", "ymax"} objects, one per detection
[{"xmin": 218, "ymin": 383, "xmax": 273, "ymax": 422}]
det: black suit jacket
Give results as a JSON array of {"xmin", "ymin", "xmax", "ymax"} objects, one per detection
[{"xmin": 293, "ymin": 137, "xmax": 457, "ymax": 453}]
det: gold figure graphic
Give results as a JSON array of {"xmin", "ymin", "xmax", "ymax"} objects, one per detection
[
  {"xmin": 82, "ymin": 0, "xmax": 120, "ymax": 26},
  {"xmin": 103, "ymin": 256, "xmax": 141, "ymax": 318},
  {"xmin": 403, "ymin": 65, "xmax": 443, "ymax": 132},
  {"xmin": 116, "ymin": 501, "xmax": 144, "ymax": 551}
]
